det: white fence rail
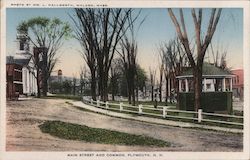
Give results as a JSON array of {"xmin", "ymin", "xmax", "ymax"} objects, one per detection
[{"xmin": 82, "ymin": 98, "xmax": 243, "ymax": 127}]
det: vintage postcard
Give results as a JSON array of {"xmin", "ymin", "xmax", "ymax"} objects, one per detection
[{"xmin": 0, "ymin": 0, "xmax": 249, "ymax": 160}]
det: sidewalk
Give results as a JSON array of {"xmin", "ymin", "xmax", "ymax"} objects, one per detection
[{"xmin": 70, "ymin": 101, "xmax": 243, "ymax": 134}]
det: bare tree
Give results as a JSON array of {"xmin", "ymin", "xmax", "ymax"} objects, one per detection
[
  {"xmin": 119, "ymin": 37, "xmax": 137, "ymax": 105},
  {"xmin": 109, "ymin": 59, "xmax": 123, "ymax": 101},
  {"xmin": 159, "ymin": 38, "xmax": 188, "ymax": 104},
  {"xmin": 72, "ymin": 8, "xmax": 138, "ymax": 101},
  {"xmin": 72, "ymin": 9, "xmax": 98, "ymax": 100},
  {"xmin": 117, "ymin": 10, "xmax": 145, "ymax": 105},
  {"xmin": 209, "ymin": 43, "xmax": 228, "ymax": 69},
  {"xmin": 149, "ymin": 68, "xmax": 156, "ymax": 102},
  {"xmin": 118, "ymin": 27, "xmax": 140, "ymax": 105},
  {"xmin": 168, "ymin": 8, "xmax": 222, "ymax": 111},
  {"xmin": 207, "ymin": 43, "xmax": 228, "ymax": 91},
  {"xmin": 159, "ymin": 62, "xmax": 164, "ymax": 102}
]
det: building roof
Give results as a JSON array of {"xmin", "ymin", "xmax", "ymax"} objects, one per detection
[
  {"xmin": 6, "ymin": 56, "xmax": 15, "ymax": 64},
  {"xmin": 6, "ymin": 55, "xmax": 32, "ymax": 66},
  {"xmin": 14, "ymin": 58, "xmax": 31, "ymax": 66},
  {"xmin": 177, "ymin": 63, "xmax": 233, "ymax": 79}
]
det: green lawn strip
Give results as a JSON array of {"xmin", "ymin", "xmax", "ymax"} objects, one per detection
[
  {"xmin": 39, "ymin": 120, "xmax": 170, "ymax": 147},
  {"xmin": 46, "ymin": 94, "xmax": 82, "ymax": 101},
  {"xmin": 108, "ymin": 100, "xmax": 176, "ymax": 107}
]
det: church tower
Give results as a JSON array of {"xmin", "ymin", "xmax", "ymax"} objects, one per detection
[{"xmin": 16, "ymin": 32, "xmax": 30, "ymax": 54}]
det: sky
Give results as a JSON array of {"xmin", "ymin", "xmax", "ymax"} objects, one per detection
[{"xmin": 6, "ymin": 8, "xmax": 243, "ymax": 78}]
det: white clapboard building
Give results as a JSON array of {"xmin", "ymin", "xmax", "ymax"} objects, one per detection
[{"xmin": 7, "ymin": 33, "xmax": 38, "ymax": 96}]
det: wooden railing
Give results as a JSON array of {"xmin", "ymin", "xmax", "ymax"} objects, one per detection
[{"xmin": 82, "ymin": 97, "xmax": 243, "ymax": 128}]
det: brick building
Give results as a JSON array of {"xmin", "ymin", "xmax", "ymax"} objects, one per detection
[
  {"xmin": 6, "ymin": 62, "xmax": 23, "ymax": 100},
  {"xmin": 232, "ymin": 69, "xmax": 244, "ymax": 100}
]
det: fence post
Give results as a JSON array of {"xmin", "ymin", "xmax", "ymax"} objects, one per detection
[
  {"xmin": 163, "ymin": 107, "xmax": 167, "ymax": 118},
  {"xmin": 97, "ymin": 100, "xmax": 100, "ymax": 107},
  {"xmin": 120, "ymin": 102, "xmax": 123, "ymax": 112},
  {"xmin": 198, "ymin": 109, "xmax": 202, "ymax": 123},
  {"xmin": 139, "ymin": 104, "xmax": 142, "ymax": 115},
  {"xmin": 105, "ymin": 101, "xmax": 109, "ymax": 109},
  {"xmin": 91, "ymin": 99, "xmax": 93, "ymax": 105}
]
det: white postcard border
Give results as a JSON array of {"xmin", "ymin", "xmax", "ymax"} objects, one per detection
[{"xmin": 1, "ymin": 0, "xmax": 249, "ymax": 160}]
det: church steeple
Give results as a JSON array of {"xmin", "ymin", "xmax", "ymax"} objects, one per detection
[{"xmin": 16, "ymin": 32, "xmax": 30, "ymax": 52}]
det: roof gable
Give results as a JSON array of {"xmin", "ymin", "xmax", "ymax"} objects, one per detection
[{"xmin": 179, "ymin": 63, "xmax": 232, "ymax": 77}]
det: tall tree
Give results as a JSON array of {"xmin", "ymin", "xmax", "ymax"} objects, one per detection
[
  {"xmin": 159, "ymin": 62, "xmax": 164, "ymax": 102},
  {"xmin": 168, "ymin": 8, "xmax": 222, "ymax": 111},
  {"xmin": 136, "ymin": 65, "xmax": 147, "ymax": 101},
  {"xmin": 118, "ymin": 9, "xmax": 144, "ymax": 105},
  {"xmin": 119, "ymin": 36, "xmax": 137, "ymax": 105},
  {"xmin": 159, "ymin": 38, "xmax": 188, "ymax": 104},
  {"xmin": 17, "ymin": 17, "xmax": 71, "ymax": 97},
  {"xmin": 72, "ymin": 8, "xmax": 138, "ymax": 101},
  {"xmin": 149, "ymin": 68, "xmax": 156, "ymax": 102},
  {"xmin": 72, "ymin": 9, "xmax": 98, "ymax": 100},
  {"xmin": 109, "ymin": 58, "xmax": 123, "ymax": 101},
  {"xmin": 209, "ymin": 43, "xmax": 228, "ymax": 69}
]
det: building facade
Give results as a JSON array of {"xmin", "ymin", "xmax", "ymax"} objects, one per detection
[
  {"xmin": 6, "ymin": 33, "xmax": 38, "ymax": 99},
  {"xmin": 232, "ymin": 69, "xmax": 244, "ymax": 100},
  {"xmin": 6, "ymin": 63, "xmax": 23, "ymax": 100}
]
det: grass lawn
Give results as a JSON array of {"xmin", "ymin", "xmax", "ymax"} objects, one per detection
[
  {"xmin": 109, "ymin": 100, "xmax": 177, "ymax": 107},
  {"xmin": 46, "ymin": 94, "xmax": 82, "ymax": 101},
  {"xmin": 39, "ymin": 120, "xmax": 171, "ymax": 147}
]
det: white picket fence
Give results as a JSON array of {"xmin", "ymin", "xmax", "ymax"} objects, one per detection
[{"xmin": 82, "ymin": 98, "xmax": 243, "ymax": 127}]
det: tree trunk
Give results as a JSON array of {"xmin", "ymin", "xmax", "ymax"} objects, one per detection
[
  {"xmin": 73, "ymin": 84, "xmax": 76, "ymax": 95},
  {"xmin": 125, "ymin": 70, "xmax": 132, "ymax": 104},
  {"xmin": 136, "ymin": 86, "xmax": 139, "ymax": 102},
  {"xmin": 151, "ymin": 85, "xmax": 154, "ymax": 102},
  {"xmin": 80, "ymin": 84, "xmax": 83, "ymax": 95},
  {"xmin": 42, "ymin": 52, "xmax": 48, "ymax": 97},
  {"xmin": 111, "ymin": 76, "xmax": 115, "ymax": 101},
  {"xmin": 128, "ymin": 88, "xmax": 131, "ymax": 104},
  {"xmin": 169, "ymin": 75, "xmax": 173, "ymax": 103},
  {"xmin": 159, "ymin": 82, "xmax": 162, "ymax": 102},
  {"xmin": 131, "ymin": 80, "xmax": 136, "ymax": 106},
  {"xmin": 175, "ymin": 77, "xmax": 180, "ymax": 109},
  {"xmin": 91, "ymin": 70, "xmax": 96, "ymax": 101},
  {"xmin": 112, "ymin": 91, "xmax": 115, "ymax": 101},
  {"xmin": 36, "ymin": 73, "xmax": 41, "ymax": 98},
  {"xmin": 165, "ymin": 77, "xmax": 169, "ymax": 104},
  {"xmin": 193, "ymin": 65, "xmax": 203, "ymax": 111},
  {"xmin": 103, "ymin": 73, "xmax": 109, "ymax": 101},
  {"xmin": 42, "ymin": 78, "xmax": 48, "ymax": 97},
  {"xmin": 98, "ymin": 63, "xmax": 104, "ymax": 100}
]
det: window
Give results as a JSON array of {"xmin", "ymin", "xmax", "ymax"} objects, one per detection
[
  {"xmin": 20, "ymin": 42, "xmax": 24, "ymax": 50},
  {"xmin": 206, "ymin": 84, "xmax": 211, "ymax": 90}
]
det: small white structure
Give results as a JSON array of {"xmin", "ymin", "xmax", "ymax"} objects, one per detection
[
  {"xmin": 176, "ymin": 63, "xmax": 235, "ymax": 113},
  {"xmin": 177, "ymin": 63, "xmax": 234, "ymax": 93}
]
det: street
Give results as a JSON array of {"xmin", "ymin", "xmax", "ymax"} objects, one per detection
[{"xmin": 6, "ymin": 98, "xmax": 243, "ymax": 151}]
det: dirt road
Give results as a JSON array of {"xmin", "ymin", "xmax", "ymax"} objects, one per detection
[{"xmin": 6, "ymin": 98, "xmax": 243, "ymax": 151}]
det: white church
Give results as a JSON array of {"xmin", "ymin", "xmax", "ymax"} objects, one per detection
[{"xmin": 7, "ymin": 33, "xmax": 38, "ymax": 96}]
